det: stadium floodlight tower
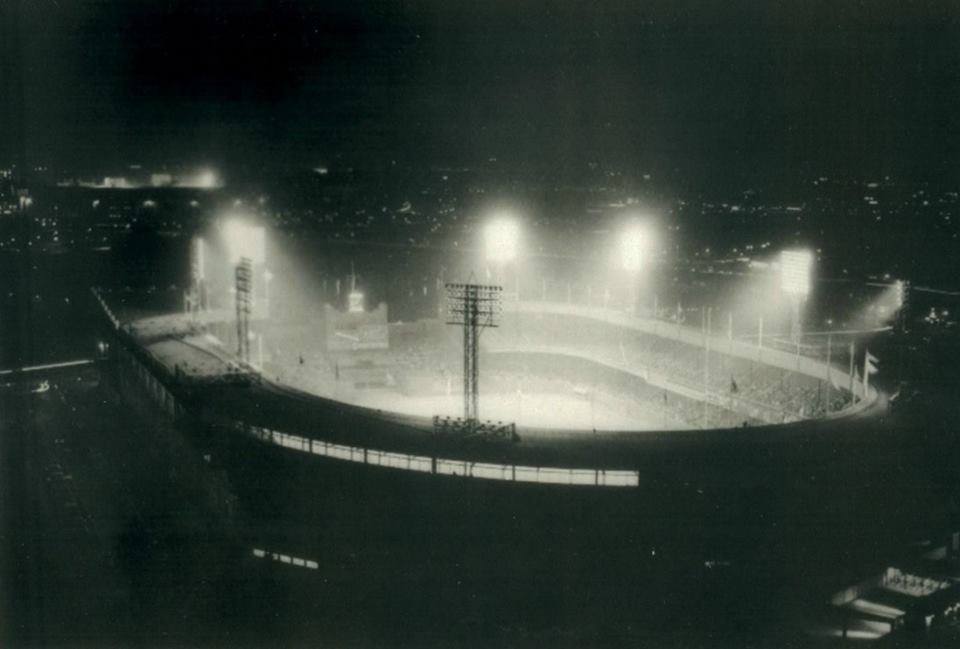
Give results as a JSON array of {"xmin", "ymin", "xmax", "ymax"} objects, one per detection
[
  {"xmin": 221, "ymin": 219, "xmax": 267, "ymax": 366},
  {"xmin": 780, "ymin": 249, "xmax": 813, "ymax": 344},
  {"xmin": 484, "ymin": 216, "xmax": 521, "ymax": 299},
  {"xmin": 445, "ymin": 282, "xmax": 502, "ymax": 428},
  {"xmin": 222, "ymin": 219, "xmax": 267, "ymax": 314},
  {"xmin": 235, "ymin": 257, "xmax": 253, "ymax": 364},
  {"xmin": 894, "ymin": 279, "xmax": 911, "ymax": 334},
  {"xmin": 185, "ymin": 236, "xmax": 207, "ymax": 321}
]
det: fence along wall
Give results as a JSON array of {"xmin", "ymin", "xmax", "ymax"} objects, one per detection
[
  {"xmin": 241, "ymin": 423, "xmax": 640, "ymax": 488},
  {"xmin": 96, "ymin": 290, "xmax": 640, "ymax": 488}
]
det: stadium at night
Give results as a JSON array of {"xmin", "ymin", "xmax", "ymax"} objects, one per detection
[
  {"xmin": 98, "ymin": 212, "xmax": 891, "ymax": 483},
  {"xmin": 7, "ymin": 4, "xmax": 960, "ymax": 645},
  {"xmin": 81, "ymin": 208, "xmax": 931, "ymax": 641}
]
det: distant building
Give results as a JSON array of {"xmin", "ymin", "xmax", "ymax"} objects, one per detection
[
  {"xmin": 102, "ymin": 176, "xmax": 130, "ymax": 188},
  {"xmin": 324, "ymin": 301, "xmax": 389, "ymax": 352},
  {"xmin": 150, "ymin": 173, "xmax": 173, "ymax": 187}
]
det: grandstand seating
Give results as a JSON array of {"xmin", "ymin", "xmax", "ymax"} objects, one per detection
[{"xmin": 259, "ymin": 306, "xmax": 849, "ymax": 430}]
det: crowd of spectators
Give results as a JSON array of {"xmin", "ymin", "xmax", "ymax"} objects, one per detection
[{"xmin": 487, "ymin": 313, "xmax": 851, "ymax": 423}]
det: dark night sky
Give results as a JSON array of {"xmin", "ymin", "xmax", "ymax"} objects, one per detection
[{"xmin": 8, "ymin": 0, "xmax": 960, "ymax": 180}]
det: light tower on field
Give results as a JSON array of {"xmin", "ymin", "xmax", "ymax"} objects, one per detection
[
  {"xmin": 894, "ymin": 279, "xmax": 911, "ymax": 334},
  {"xmin": 185, "ymin": 236, "xmax": 206, "ymax": 321},
  {"xmin": 235, "ymin": 257, "xmax": 252, "ymax": 364},
  {"xmin": 780, "ymin": 249, "xmax": 813, "ymax": 345},
  {"xmin": 445, "ymin": 282, "xmax": 502, "ymax": 425},
  {"xmin": 221, "ymin": 219, "xmax": 266, "ymax": 366}
]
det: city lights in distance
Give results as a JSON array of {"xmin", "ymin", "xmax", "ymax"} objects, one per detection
[
  {"xmin": 780, "ymin": 249, "xmax": 813, "ymax": 297},
  {"xmin": 484, "ymin": 217, "xmax": 520, "ymax": 263},
  {"xmin": 221, "ymin": 219, "xmax": 265, "ymax": 264}
]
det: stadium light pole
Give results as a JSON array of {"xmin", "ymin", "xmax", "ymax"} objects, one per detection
[
  {"xmin": 894, "ymin": 279, "xmax": 910, "ymax": 334},
  {"xmin": 221, "ymin": 219, "xmax": 267, "ymax": 313},
  {"xmin": 186, "ymin": 235, "xmax": 206, "ymax": 321},
  {"xmin": 220, "ymin": 218, "xmax": 267, "ymax": 365},
  {"xmin": 780, "ymin": 249, "xmax": 813, "ymax": 347},
  {"xmin": 263, "ymin": 268, "xmax": 273, "ymax": 319}
]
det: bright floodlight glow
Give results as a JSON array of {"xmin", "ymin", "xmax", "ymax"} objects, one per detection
[
  {"xmin": 780, "ymin": 249, "xmax": 813, "ymax": 297},
  {"xmin": 619, "ymin": 225, "xmax": 647, "ymax": 271},
  {"xmin": 484, "ymin": 217, "xmax": 520, "ymax": 263},
  {"xmin": 221, "ymin": 220, "xmax": 265, "ymax": 264},
  {"xmin": 198, "ymin": 170, "xmax": 217, "ymax": 188},
  {"xmin": 192, "ymin": 236, "xmax": 205, "ymax": 280},
  {"xmin": 179, "ymin": 169, "xmax": 219, "ymax": 189}
]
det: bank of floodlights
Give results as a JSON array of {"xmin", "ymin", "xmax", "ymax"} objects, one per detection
[
  {"xmin": 780, "ymin": 249, "xmax": 813, "ymax": 297},
  {"xmin": 197, "ymin": 169, "xmax": 218, "ymax": 189},
  {"xmin": 619, "ymin": 224, "xmax": 647, "ymax": 272},
  {"xmin": 484, "ymin": 217, "xmax": 520, "ymax": 264},
  {"xmin": 221, "ymin": 219, "xmax": 266, "ymax": 265},
  {"xmin": 191, "ymin": 236, "xmax": 206, "ymax": 282}
]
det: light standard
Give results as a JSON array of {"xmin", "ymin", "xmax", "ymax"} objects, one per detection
[
  {"xmin": 221, "ymin": 219, "xmax": 267, "ymax": 367},
  {"xmin": 263, "ymin": 268, "xmax": 274, "ymax": 319},
  {"xmin": 185, "ymin": 236, "xmax": 206, "ymax": 320},
  {"xmin": 222, "ymin": 220, "xmax": 267, "ymax": 309}
]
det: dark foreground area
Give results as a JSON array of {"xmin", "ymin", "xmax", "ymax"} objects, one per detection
[{"xmin": 2, "ymin": 349, "xmax": 960, "ymax": 648}]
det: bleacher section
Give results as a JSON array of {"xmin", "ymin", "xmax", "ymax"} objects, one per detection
[{"xmin": 487, "ymin": 310, "xmax": 852, "ymax": 425}]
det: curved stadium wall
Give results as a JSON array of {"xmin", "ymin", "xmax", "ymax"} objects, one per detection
[{"xmin": 95, "ymin": 289, "xmax": 882, "ymax": 492}]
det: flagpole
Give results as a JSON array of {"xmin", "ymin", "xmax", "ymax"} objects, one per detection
[
  {"xmin": 757, "ymin": 315, "xmax": 764, "ymax": 363},
  {"xmin": 849, "ymin": 340, "xmax": 855, "ymax": 402},
  {"xmin": 864, "ymin": 350, "xmax": 878, "ymax": 395},
  {"xmin": 863, "ymin": 350, "xmax": 870, "ymax": 395},
  {"xmin": 826, "ymin": 334, "xmax": 832, "ymax": 412}
]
